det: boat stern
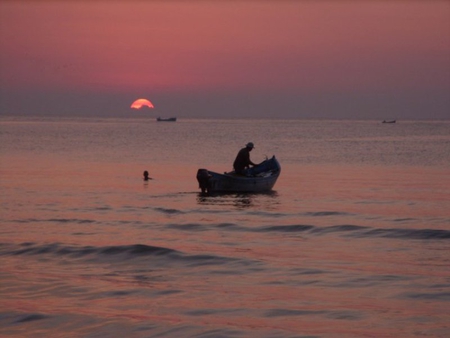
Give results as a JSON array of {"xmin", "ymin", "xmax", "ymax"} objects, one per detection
[{"xmin": 196, "ymin": 169, "xmax": 212, "ymax": 193}]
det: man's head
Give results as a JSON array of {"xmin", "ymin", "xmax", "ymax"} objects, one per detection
[{"xmin": 246, "ymin": 142, "xmax": 254, "ymax": 150}]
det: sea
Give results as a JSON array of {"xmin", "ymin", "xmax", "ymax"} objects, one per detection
[{"xmin": 0, "ymin": 117, "xmax": 449, "ymax": 338}]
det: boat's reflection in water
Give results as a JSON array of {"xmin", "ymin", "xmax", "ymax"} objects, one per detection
[{"xmin": 196, "ymin": 190, "xmax": 279, "ymax": 209}]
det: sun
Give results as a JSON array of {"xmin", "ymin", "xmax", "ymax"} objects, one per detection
[{"xmin": 131, "ymin": 98, "xmax": 154, "ymax": 109}]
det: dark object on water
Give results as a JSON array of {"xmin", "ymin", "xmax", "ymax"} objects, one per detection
[
  {"xmin": 143, "ymin": 170, "xmax": 152, "ymax": 181},
  {"xmin": 196, "ymin": 156, "xmax": 281, "ymax": 194},
  {"xmin": 382, "ymin": 120, "xmax": 396, "ymax": 124},
  {"xmin": 196, "ymin": 169, "xmax": 212, "ymax": 193},
  {"xmin": 157, "ymin": 117, "xmax": 177, "ymax": 122}
]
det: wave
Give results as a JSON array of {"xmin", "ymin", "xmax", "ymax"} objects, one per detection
[
  {"xmin": 0, "ymin": 242, "xmax": 249, "ymax": 267},
  {"xmin": 358, "ymin": 228, "xmax": 450, "ymax": 240},
  {"xmin": 0, "ymin": 242, "xmax": 175, "ymax": 258},
  {"xmin": 400, "ymin": 292, "xmax": 450, "ymax": 301},
  {"xmin": 12, "ymin": 218, "xmax": 97, "ymax": 224},
  {"xmin": 303, "ymin": 211, "xmax": 352, "ymax": 217},
  {"xmin": 264, "ymin": 308, "xmax": 363, "ymax": 320},
  {"xmin": 252, "ymin": 224, "xmax": 450, "ymax": 240},
  {"xmin": 15, "ymin": 314, "xmax": 49, "ymax": 323},
  {"xmin": 154, "ymin": 207, "xmax": 184, "ymax": 215},
  {"xmin": 261, "ymin": 225, "xmax": 315, "ymax": 232},
  {"xmin": 165, "ymin": 222, "xmax": 450, "ymax": 240}
]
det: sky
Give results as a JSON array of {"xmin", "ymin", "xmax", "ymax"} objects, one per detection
[{"xmin": 0, "ymin": 0, "xmax": 449, "ymax": 119}]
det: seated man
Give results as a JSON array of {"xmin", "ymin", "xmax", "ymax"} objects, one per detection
[{"xmin": 233, "ymin": 142, "xmax": 256, "ymax": 175}]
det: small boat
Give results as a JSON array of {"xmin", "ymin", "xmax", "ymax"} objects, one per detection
[
  {"xmin": 157, "ymin": 117, "xmax": 177, "ymax": 122},
  {"xmin": 382, "ymin": 120, "xmax": 396, "ymax": 124},
  {"xmin": 196, "ymin": 156, "xmax": 281, "ymax": 194}
]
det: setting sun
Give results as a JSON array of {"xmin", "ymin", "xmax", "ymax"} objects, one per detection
[{"xmin": 131, "ymin": 98, "xmax": 154, "ymax": 109}]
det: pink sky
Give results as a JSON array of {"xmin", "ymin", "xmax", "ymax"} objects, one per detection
[{"xmin": 0, "ymin": 1, "xmax": 449, "ymax": 119}]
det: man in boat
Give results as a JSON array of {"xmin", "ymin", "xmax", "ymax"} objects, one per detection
[{"xmin": 233, "ymin": 142, "xmax": 256, "ymax": 175}]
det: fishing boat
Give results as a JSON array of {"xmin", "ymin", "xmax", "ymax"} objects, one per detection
[
  {"xmin": 157, "ymin": 117, "xmax": 177, "ymax": 122},
  {"xmin": 196, "ymin": 156, "xmax": 281, "ymax": 194},
  {"xmin": 382, "ymin": 120, "xmax": 396, "ymax": 124}
]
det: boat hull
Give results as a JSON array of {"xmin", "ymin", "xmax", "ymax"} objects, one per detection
[
  {"xmin": 196, "ymin": 156, "xmax": 281, "ymax": 193},
  {"xmin": 157, "ymin": 117, "xmax": 177, "ymax": 122}
]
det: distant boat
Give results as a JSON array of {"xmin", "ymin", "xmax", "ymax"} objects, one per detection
[
  {"xmin": 157, "ymin": 117, "xmax": 177, "ymax": 122},
  {"xmin": 196, "ymin": 156, "xmax": 281, "ymax": 194},
  {"xmin": 382, "ymin": 120, "xmax": 396, "ymax": 124}
]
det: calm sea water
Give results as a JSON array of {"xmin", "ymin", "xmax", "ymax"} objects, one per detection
[{"xmin": 1, "ymin": 117, "xmax": 449, "ymax": 338}]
